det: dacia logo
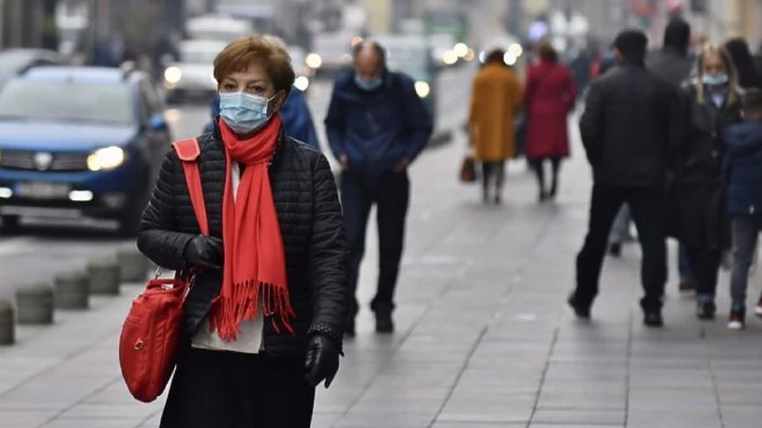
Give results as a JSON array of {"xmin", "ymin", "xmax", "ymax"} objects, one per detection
[{"xmin": 34, "ymin": 152, "xmax": 53, "ymax": 171}]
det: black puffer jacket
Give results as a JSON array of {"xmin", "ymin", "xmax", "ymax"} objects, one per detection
[
  {"xmin": 137, "ymin": 122, "xmax": 348, "ymax": 357},
  {"xmin": 580, "ymin": 63, "xmax": 679, "ymax": 188}
]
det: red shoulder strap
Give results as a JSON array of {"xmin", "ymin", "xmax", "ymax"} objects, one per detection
[{"xmin": 172, "ymin": 139, "xmax": 209, "ymax": 236}]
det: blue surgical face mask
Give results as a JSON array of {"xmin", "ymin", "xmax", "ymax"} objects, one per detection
[
  {"xmin": 218, "ymin": 91, "xmax": 276, "ymax": 135},
  {"xmin": 703, "ymin": 72, "xmax": 729, "ymax": 86},
  {"xmin": 354, "ymin": 75, "xmax": 383, "ymax": 91}
]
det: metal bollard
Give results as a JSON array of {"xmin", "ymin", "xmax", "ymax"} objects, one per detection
[
  {"xmin": 15, "ymin": 284, "xmax": 54, "ymax": 325},
  {"xmin": 0, "ymin": 300, "xmax": 15, "ymax": 345},
  {"xmin": 55, "ymin": 272, "xmax": 89, "ymax": 310},
  {"xmin": 117, "ymin": 247, "xmax": 149, "ymax": 282},
  {"xmin": 87, "ymin": 258, "xmax": 120, "ymax": 295}
]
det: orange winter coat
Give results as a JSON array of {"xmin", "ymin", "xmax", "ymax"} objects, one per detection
[{"xmin": 468, "ymin": 62, "xmax": 523, "ymax": 161}]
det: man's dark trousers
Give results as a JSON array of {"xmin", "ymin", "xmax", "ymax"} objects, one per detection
[
  {"xmin": 341, "ymin": 170, "xmax": 410, "ymax": 318},
  {"xmin": 575, "ymin": 184, "xmax": 667, "ymax": 311}
]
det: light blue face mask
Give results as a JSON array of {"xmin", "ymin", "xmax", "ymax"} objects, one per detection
[
  {"xmin": 354, "ymin": 75, "xmax": 383, "ymax": 91},
  {"xmin": 218, "ymin": 91, "xmax": 276, "ymax": 135},
  {"xmin": 703, "ymin": 73, "xmax": 729, "ymax": 86}
]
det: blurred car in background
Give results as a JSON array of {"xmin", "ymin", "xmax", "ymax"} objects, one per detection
[
  {"xmin": 0, "ymin": 49, "xmax": 65, "ymax": 89},
  {"xmin": 163, "ymin": 39, "xmax": 228, "ymax": 103},
  {"xmin": 0, "ymin": 66, "xmax": 171, "ymax": 235},
  {"xmin": 186, "ymin": 13, "xmax": 255, "ymax": 42},
  {"xmin": 307, "ymin": 30, "xmax": 357, "ymax": 77},
  {"xmin": 289, "ymin": 45, "xmax": 315, "ymax": 92}
]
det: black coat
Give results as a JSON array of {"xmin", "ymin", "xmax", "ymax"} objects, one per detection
[
  {"xmin": 671, "ymin": 82, "xmax": 742, "ymax": 249},
  {"xmin": 137, "ymin": 122, "xmax": 348, "ymax": 357},
  {"xmin": 579, "ymin": 63, "xmax": 679, "ymax": 188}
]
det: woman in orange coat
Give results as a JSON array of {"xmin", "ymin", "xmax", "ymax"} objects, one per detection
[{"xmin": 468, "ymin": 49, "xmax": 523, "ymax": 204}]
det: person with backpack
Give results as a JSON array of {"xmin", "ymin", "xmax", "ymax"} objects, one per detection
[{"xmin": 137, "ymin": 35, "xmax": 348, "ymax": 428}]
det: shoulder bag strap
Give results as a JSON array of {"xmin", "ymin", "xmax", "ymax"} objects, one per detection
[{"xmin": 171, "ymin": 138, "xmax": 209, "ymax": 236}]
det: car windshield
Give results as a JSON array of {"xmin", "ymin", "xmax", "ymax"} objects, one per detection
[{"xmin": 0, "ymin": 79, "xmax": 134, "ymax": 125}]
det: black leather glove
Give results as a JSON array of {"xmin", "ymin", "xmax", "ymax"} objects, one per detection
[
  {"xmin": 183, "ymin": 235, "xmax": 223, "ymax": 270},
  {"xmin": 304, "ymin": 335, "xmax": 340, "ymax": 388}
]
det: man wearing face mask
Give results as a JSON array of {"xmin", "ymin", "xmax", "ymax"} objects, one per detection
[{"xmin": 324, "ymin": 40, "xmax": 433, "ymax": 336}]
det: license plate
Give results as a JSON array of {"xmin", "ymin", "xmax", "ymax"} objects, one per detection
[{"xmin": 15, "ymin": 182, "xmax": 70, "ymax": 199}]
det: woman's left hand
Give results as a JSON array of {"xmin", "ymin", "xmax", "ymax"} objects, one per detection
[{"xmin": 304, "ymin": 335, "xmax": 340, "ymax": 388}]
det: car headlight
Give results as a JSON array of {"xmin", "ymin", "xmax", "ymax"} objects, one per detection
[
  {"xmin": 87, "ymin": 146, "xmax": 125, "ymax": 171},
  {"xmin": 415, "ymin": 81, "xmax": 431, "ymax": 98},
  {"xmin": 305, "ymin": 53, "xmax": 322, "ymax": 69},
  {"xmin": 164, "ymin": 66, "xmax": 182, "ymax": 84},
  {"xmin": 294, "ymin": 76, "xmax": 310, "ymax": 92}
]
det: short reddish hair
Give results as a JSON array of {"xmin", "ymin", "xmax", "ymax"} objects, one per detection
[{"xmin": 213, "ymin": 35, "xmax": 295, "ymax": 93}]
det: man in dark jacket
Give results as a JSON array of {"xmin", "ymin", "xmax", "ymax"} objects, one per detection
[
  {"xmin": 647, "ymin": 17, "xmax": 696, "ymax": 294},
  {"xmin": 325, "ymin": 40, "xmax": 433, "ymax": 335},
  {"xmin": 571, "ymin": 30, "xmax": 678, "ymax": 327}
]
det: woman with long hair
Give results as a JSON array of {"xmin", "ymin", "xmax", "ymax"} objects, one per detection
[{"xmin": 675, "ymin": 44, "xmax": 742, "ymax": 320}]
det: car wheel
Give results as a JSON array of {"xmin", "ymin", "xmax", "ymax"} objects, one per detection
[{"xmin": 0, "ymin": 215, "xmax": 20, "ymax": 234}]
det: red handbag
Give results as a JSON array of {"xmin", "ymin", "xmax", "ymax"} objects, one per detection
[{"xmin": 119, "ymin": 138, "xmax": 208, "ymax": 403}]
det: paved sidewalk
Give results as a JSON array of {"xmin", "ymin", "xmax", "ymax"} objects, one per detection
[{"xmin": 3, "ymin": 125, "xmax": 762, "ymax": 428}]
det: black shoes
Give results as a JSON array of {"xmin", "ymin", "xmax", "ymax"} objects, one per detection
[
  {"xmin": 697, "ymin": 301, "xmax": 716, "ymax": 320},
  {"xmin": 567, "ymin": 293, "xmax": 591, "ymax": 319},
  {"xmin": 643, "ymin": 311, "xmax": 664, "ymax": 327},
  {"xmin": 375, "ymin": 311, "xmax": 394, "ymax": 334}
]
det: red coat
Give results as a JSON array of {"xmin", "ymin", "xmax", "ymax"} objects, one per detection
[{"xmin": 524, "ymin": 60, "xmax": 577, "ymax": 160}]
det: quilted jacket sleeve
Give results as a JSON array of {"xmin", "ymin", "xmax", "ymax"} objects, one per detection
[
  {"xmin": 306, "ymin": 153, "xmax": 348, "ymax": 344},
  {"xmin": 136, "ymin": 151, "xmax": 195, "ymax": 271}
]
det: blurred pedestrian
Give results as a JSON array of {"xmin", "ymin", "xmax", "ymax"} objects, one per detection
[
  {"xmin": 138, "ymin": 35, "xmax": 348, "ymax": 428},
  {"xmin": 724, "ymin": 38, "xmax": 762, "ymax": 90},
  {"xmin": 647, "ymin": 17, "xmax": 697, "ymax": 293},
  {"xmin": 722, "ymin": 89, "xmax": 762, "ymax": 329},
  {"xmin": 525, "ymin": 41, "xmax": 576, "ymax": 202},
  {"xmin": 324, "ymin": 40, "xmax": 432, "ymax": 336},
  {"xmin": 674, "ymin": 44, "xmax": 742, "ymax": 320},
  {"xmin": 571, "ymin": 30, "xmax": 678, "ymax": 327},
  {"xmin": 467, "ymin": 49, "xmax": 523, "ymax": 204}
]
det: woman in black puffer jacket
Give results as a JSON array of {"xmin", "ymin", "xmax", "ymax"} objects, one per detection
[{"xmin": 137, "ymin": 35, "xmax": 348, "ymax": 428}]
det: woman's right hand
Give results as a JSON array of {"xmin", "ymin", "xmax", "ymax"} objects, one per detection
[{"xmin": 183, "ymin": 235, "xmax": 224, "ymax": 270}]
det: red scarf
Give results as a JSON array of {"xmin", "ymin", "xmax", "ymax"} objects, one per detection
[{"xmin": 211, "ymin": 116, "xmax": 294, "ymax": 341}]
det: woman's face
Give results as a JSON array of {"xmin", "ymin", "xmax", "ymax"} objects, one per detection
[
  {"xmin": 218, "ymin": 62, "xmax": 285, "ymax": 112},
  {"xmin": 703, "ymin": 52, "xmax": 726, "ymax": 77}
]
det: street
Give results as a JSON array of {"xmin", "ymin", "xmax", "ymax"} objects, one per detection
[{"xmin": 2, "ymin": 75, "xmax": 762, "ymax": 426}]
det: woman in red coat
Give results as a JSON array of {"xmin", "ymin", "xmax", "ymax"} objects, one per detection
[{"xmin": 525, "ymin": 42, "xmax": 577, "ymax": 201}]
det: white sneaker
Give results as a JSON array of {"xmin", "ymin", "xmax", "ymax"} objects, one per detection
[{"xmin": 728, "ymin": 319, "xmax": 745, "ymax": 330}]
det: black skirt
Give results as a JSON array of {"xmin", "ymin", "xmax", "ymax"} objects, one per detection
[{"xmin": 160, "ymin": 348, "xmax": 315, "ymax": 428}]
